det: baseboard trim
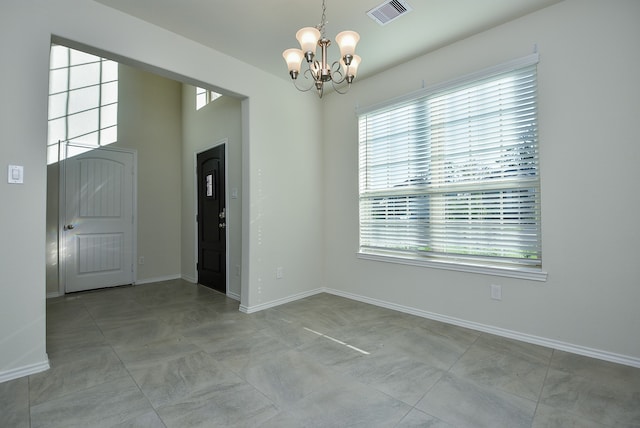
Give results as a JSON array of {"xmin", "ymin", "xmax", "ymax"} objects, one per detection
[
  {"xmin": 46, "ymin": 292, "xmax": 61, "ymax": 299},
  {"xmin": 324, "ymin": 288, "xmax": 640, "ymax": 369},
  {"xmin": 227, "ymin": 291, "xmax": 241, "ymax": 301},
  {"xmin": 239, "ymin": 288, "xmax": 324, "ymax": 314},
  {"xmin": 0, "ymin": 358, "xmax": 50, "ymax": 383},
  {"xmin": 193, "ymin": 284, "xmax": 640, "ymax": 368},
  {"xmin": 181, "ymin": 274, "xmax": 197, "ymax": 284},
  {"xmin": 135, "ymin": 274, "xmax": 182, "ymax": 285}
]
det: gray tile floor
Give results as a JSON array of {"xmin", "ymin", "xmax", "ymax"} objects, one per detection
[{"xmin": 1, "ymin": 279, "xmax": 639, "ymax": 427}]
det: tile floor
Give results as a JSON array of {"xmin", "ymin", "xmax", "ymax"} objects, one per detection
[{"xmin": 1, "ymin": 279, "xmax": 639, "ymax": 427}]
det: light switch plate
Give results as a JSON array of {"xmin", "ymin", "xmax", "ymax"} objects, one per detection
[{"xmin": 8, "ymin": 165, "xmax": 24, "ymax": 184}]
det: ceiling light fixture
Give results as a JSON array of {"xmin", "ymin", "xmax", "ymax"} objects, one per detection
[{"xmin": 282, "ymin": 0, "xmax": 361, "ymax": 98}]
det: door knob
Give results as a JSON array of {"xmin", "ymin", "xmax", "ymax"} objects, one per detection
[
  {"xmin": 219, "ymin": 222, "xmax": 226, "ymax": 229},
  {"xmin": 65, "ymin": 224, "xmax": 75, "ymax": 230}
]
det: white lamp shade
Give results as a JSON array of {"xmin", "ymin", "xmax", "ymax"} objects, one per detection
[
  {"xmin": 335, "ymin": 31, "xmax": 360, "ymax": 58},
  {"xmin": 342, "ymin": 55, "xmax": 361, "ymax": 78},
  {"xmin": 282, "ymin": 48, "xmax": 304, "ymax": 73},
  {"xmin": 296, "ymin": 27, "xmax": 321, "ymax": 54}
]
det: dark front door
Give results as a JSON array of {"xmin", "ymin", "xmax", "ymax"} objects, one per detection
[{"xmin": 197, "ymin": 145, "xmax": 226, "ymax": 293}]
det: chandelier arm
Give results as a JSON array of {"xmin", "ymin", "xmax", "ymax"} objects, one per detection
[
  {"xmin": 328, "ymin": 62, "xmax": 353, "ymax": 94},
  {"xmin": 292, "ymin": 68, "xmax": 321, "ymax": 92},
  {"xmin": 330, "ymin": 60, "xmax": 346, "ymax": 84},
  {"xmin": 292, "ymin": 80, "xmax": 314, "ymax": 93},
  {"xmin": 330, "ymin": 79, "xmax": 351, "ymax": 95}
]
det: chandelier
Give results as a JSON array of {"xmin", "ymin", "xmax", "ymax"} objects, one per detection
[{"xmin": 282, "ymin": 0, "xmax": 361, "ymax": 98}]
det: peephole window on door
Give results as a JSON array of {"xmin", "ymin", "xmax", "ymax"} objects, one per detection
[{"xmin": 206, "ymin": 174, "xmax": 214, "ymax": 198}]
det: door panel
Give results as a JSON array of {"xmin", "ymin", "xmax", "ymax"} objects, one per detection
[
  {"xmin": 77, "ymin": 233, "xmax": 124, "ymax": 274},
  {"xmin": 197, "ymin": 145, "xmax": 226, "ymax": 293},
  {"xmin": 63, "ymin": 146, "xmax": 135, "ymax": 293}
]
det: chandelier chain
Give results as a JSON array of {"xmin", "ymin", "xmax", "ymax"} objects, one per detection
[{"xmin": 316, "ymin": 0, "xmax": 328, "ymax": 38}]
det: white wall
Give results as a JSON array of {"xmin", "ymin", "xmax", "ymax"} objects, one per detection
[
  {"xmin": 181, "ymin": 89, "xmax": 243, "ymax": 298},
  {"xmin": 0, "ymin": 0, "xmax": 324, "ymax": 380},
  {"xmin": 323, "ymin": 0, "xmax": 640, "ymax": 365},
  {"xmin": 0, "ymin": 0, "xmax": 51, "ymax": 381}
]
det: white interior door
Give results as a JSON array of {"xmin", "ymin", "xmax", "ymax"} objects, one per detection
[{"xmin": 62, "ymin": 145, "xmax": 136, "ymax": 293}]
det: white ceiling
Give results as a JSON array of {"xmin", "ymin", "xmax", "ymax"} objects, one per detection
[{"xmin": 94, "ymin": 0, "xmax": 562, "ymax": 82}]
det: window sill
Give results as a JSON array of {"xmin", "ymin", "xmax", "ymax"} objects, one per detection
[{"xmin": 357, "ymin": 250, "xmax": 548, "ymax": 282}]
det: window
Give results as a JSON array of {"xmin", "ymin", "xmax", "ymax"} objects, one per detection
[
  {"xmin": 358, "ymin": 54, "xmax": 544, "ymax": 279},
  {"xmin": 47, "ymin": 44, "xmax": 118, "ymax": 164},
  {"xmin": 196, "ymin": 87, "xmax": 221, "ymax": 110}
]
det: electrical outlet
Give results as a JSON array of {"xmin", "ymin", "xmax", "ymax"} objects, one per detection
[
  {"xmin": 138, "ymin": 256, "xmax": 145, "ymax": 265},
  {"xmin": 490, "ymin": 284, "xmax": 502, "ymax": 300},
  {"xmin": 276, "ymin": 267, "xmax": 283, "ymax": 279}
]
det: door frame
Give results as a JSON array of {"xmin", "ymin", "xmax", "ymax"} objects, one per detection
[
  {"xmin": 58, "ymin": 142, "xmax": 138, "ymax": 295},
  {"xmin": 194, "ymin": 139, "xmax": 229, "ymax": 294}
]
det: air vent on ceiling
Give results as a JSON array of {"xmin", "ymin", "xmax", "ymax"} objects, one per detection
[{"xmin": 367, "ymin": 0, "xmax": 412, "ymax": 26}]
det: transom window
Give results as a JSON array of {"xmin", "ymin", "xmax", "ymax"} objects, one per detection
[
  {"xmin": 358, "ymin": 54, "xmax": 543, "ymax": 277},
  {"xmin": 196, "ymin": 87, "xmax": 221, "ymax": 110},
  {"xmin": 47, "ymin": 44, "xmax": 118, "ymax": 164}
]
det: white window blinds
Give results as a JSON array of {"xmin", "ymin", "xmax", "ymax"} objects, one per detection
[{"xmin": 358, "ymin": 55, "xmax": 541, "ymax": 268}]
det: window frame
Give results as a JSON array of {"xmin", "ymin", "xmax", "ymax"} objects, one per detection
[{"xmin": 356, "ymin": 54, "xmax": 547, "ymax": 281}]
